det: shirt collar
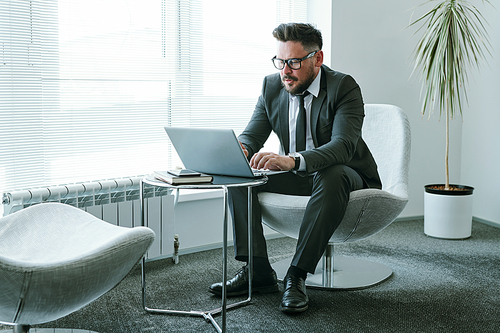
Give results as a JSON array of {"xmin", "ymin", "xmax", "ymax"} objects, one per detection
[{"xmin": 308, "ymin": 69, "xmax": 321, "ymax": 98}]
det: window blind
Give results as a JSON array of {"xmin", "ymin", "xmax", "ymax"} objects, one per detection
[{"xmin": 0, "ymin": 0, "xmax": 307, "ymax": 196}]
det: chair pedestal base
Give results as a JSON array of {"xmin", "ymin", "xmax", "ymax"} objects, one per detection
[{"xmin": 272, "ymin": 255, "xmax": 392, "ymax": 290}]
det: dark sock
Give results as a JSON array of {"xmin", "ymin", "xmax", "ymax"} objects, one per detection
[{"xmin": 286, "ymin": 265, "xmax": 307, "ymax": 280}]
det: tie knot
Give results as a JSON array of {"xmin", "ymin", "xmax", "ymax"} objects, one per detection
[{"xmin": 296, "ymin": 91, "xmax": 310, "ymax": 101}]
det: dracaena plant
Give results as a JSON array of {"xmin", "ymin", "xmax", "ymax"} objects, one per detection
[{"xmin": 409, "ymin": 0, "xmax": 492, "ymax": 190}]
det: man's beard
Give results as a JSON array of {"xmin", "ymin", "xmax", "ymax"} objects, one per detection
[{"xmin": 281, "ymin": 65, "xmax": 316, "ymax": 95}]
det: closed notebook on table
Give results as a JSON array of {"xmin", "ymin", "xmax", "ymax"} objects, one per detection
[{"xmin": 154, "ymin": 170, "xmax": 213, "ymax": 185}]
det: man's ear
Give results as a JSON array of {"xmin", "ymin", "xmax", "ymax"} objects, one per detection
[{"xmin": 315, "ymin": 50, "xmax": 324, "ymax": 67}]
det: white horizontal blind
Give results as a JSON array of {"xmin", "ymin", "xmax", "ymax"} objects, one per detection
[{"xmin": 0, "ymin": 0, "xmax": 307, "ymax": 197}]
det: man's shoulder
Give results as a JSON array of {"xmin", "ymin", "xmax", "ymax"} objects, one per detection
[
  {"xmin": 321, "ymin": 65, "xmax": 352, "ymax": 81},
  {"xmin": 321, "ymin": 65, "xmax": 359, "ymax": 89},
  {"xmin": 263, "ymin": 72, "xmax": 282, "ymax": 86},
  {"xmin": 260, "ymin": 72, "xmax": 285, "ymax": 100}
]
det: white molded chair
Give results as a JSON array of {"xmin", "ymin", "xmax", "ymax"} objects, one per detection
[
  {"xmin": 0, "ymin": 202, "xmax": 155, "ymax": 333},
  {"xmin": 259, "ymin": 104, "xmax": 411, "ymax": 289}
]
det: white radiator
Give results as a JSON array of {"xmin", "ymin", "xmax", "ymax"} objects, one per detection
[{"xmin": 1, "ymin": 177, "xmax": 178, "ymax": 260}]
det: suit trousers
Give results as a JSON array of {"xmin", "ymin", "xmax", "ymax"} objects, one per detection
[{"xmin": 228, "ymin": 164, "xmax": 364, "ymax": 274}]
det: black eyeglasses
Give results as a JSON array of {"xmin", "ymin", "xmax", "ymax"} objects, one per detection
[{"xmin": 271, "ymin": 50, "xmax": 319, "ymax": 70}]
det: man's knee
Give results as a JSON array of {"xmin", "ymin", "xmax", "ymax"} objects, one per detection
[{"xmin": 313, "ymin": 165, "xmax": 363, "ymax": 193}]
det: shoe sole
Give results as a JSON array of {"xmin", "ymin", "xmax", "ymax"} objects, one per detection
[
  {"xmin": 209, "ymin": 284, "xmax": 279, "ymax": 297},
  {"xmin": 279, "ymin": 304, "xmax": 309, "ymax": 314}
]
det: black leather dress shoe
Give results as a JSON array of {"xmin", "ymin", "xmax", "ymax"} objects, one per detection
[
  {"xmin": 280, "ymin": 274, "xmax": 309, "ymax": 313},
  {"xmin": 209, "ymin": 265, "xmax": 279, "ymax": 297}
]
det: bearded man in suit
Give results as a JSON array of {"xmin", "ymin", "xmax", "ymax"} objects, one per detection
[{"xmin": 209, "ymin": 23, "xmax": 382, "ymax": 313}]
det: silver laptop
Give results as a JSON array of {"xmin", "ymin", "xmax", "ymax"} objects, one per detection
[{"xmin": 164, "ymin": 127, "xmax": 286, "ymax": 178}]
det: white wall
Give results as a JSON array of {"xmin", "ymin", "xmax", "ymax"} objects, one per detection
[
  {"xmin": 325, "ymin": 0, "xmax": 498, "ymax": 219},
  {"xmin": 308, "ymin": 0, "xmax": 332, "ymax": 67},
  {"xmin": 461, "ymin": 5, "xmax": 500, "ymax": 225}
]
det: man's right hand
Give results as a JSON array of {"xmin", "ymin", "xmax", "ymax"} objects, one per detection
[{"xmin": 250, "ymin": 152, "xmax": 295, "ymax": 171}]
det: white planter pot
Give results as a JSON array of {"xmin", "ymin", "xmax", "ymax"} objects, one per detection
[{"xmin": 424, "ymin": 184, "xmax": 474, "ymax": 239}]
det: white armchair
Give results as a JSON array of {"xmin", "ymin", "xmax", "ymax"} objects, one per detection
[
  {"xmin": 258, "ymin": 104, "xmax": 411, "ymax": 289},
  {"xmin": 0, "ymin": 202, "xmax": 155, "ymax": 333}
]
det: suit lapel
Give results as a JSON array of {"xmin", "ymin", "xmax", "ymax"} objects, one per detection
[{"xmin": 310, "ymin": 67, "xmax": 327, "ymax": 147}]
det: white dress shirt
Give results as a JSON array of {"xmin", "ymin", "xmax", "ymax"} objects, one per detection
[{"xmin": 288, "ymin": 69, "xmax": 322, "ymax": 170}]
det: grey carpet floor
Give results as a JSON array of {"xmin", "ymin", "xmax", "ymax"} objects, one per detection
[{"xmin": 1, "ymin": 219, "xmax": 499, "ymax": 332}]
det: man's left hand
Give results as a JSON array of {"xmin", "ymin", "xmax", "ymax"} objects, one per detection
[{"xmin": 250, "ymin": 152, "xmax": 295, "ymax": 171}]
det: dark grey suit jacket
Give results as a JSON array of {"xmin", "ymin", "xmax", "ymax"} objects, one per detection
[{"xmin": 239, "ymin": 65, "xmax": 382, "ymax": 189}]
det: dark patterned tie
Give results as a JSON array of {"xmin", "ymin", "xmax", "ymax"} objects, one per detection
[{"xmin": 295, "ymin": 91, "xmax": 310, "ymax": 152}]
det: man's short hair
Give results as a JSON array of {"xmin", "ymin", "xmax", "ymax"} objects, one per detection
[{"xmin": 272, "ymin": 23, "xmax": 323, "ymax": 52}]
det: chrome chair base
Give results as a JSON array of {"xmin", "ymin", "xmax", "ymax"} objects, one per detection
[{"xmin": 272, "ymin": 255, "xmax": 392, "ymax": 290}]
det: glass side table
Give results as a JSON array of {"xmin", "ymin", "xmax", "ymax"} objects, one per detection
[{"xmin": 140, "ymin": 175, "xmax": 267, "ymax": 333}]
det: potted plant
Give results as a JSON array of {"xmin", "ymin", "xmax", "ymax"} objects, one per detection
[{"xmin": 409, "ymin": 0, "xmax": 492, "ymax": 239}]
